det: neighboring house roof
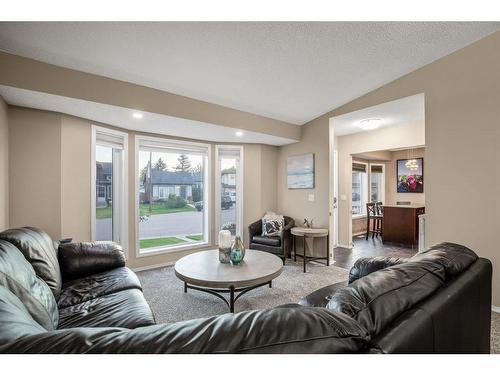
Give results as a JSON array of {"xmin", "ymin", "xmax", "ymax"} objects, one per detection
[{"xmin": 151, "ymin": 170, "xmax": 202, "ymax": 185}]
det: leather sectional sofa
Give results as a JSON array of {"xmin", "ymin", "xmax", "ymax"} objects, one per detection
[{"xmin": 0, "ymin": 227, "xmax": 492, "ymax": 353}]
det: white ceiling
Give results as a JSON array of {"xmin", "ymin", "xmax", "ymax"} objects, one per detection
[
  {"xmin": 332, "ymin": 93, "xmax": 424, "ymax": 136},
  {"xmin": 0, "ymin": 86, "xmax": 296, "ymax": 145},
  {"xmin": 0, "ymin": 22, "xmax": 498, "ymax": 124}
]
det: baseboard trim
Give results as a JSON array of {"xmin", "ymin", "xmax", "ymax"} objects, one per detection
[
  {"xmin": 336, "ymin": 243, "xmax": 353, "ymax": 249},
  {"xmin": 492, "ymin": 305, "xmax": 500, "ymax": 313},
  {"xmin": 132, "ymin": 261, "xmax": 174, "ymax": 272}
]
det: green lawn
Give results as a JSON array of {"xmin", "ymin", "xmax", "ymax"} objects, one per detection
[
  {"xmin": 96, "ymin": 202, "xmax": 196, "ymax": 220},
  {"xmin": 139, "ymin": 203, "xmax": 196, "ymax": 216},
  {"xmin": 96, "ymin": 205, "xmax": 112, "ymax": 219},
  {"xmin": 186, "ymin": 234, "xmax": 203, "ymax": 241},
  {"xmin": 139, "ymin": 237, "xmax": 187, "ymax": 249}
]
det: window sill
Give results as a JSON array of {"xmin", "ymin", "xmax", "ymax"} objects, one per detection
[
  {"xmin": 352, "ymin": 214, "xmax": 367, "ymax": 219},
  {"xmin": 136, "ymin": 241, "xmax": 211, "ymax": 258}
]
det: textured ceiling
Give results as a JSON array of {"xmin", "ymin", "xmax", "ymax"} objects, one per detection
[{"xmin": 0, "ymin": 22, "xmax": 499, "ymax": 124}]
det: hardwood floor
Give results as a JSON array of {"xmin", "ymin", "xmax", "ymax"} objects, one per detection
[{"xmin": 333, "ymin": 234, "xmax": 417, "ymax": 270}]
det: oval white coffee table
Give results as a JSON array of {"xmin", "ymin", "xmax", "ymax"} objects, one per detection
[{"xmin": 174, "ymin": 249, "xmax": 283, "ymax": 312}]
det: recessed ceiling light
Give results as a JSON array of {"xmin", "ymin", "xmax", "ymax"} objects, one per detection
[
  {"xmin": 235, "ymin": 131, "xmax": 244, "ymax": 137},
  {"xmin": 359, "ymin": 118, "xmax": 382, "ymax": 130},
  {"xmin": 132, "ymin": 112, "xmax": 143, "ymax": 119}
]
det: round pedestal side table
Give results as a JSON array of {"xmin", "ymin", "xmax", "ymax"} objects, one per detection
[{"xmin": 290, "ymin": 227, "xmax": 330, "ymax": 273}]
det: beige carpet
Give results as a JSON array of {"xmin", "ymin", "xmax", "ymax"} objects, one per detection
[{"xmin": 137, "ymin": 262, "xmax": 500, "ymax": 353}]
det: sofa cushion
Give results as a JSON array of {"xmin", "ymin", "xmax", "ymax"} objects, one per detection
[
  {"xmin": 298, "ymin": 281, "xmax": 348, "ymax": 308},
  {"xmin": 349, "ymin": 257, "xmax": 406, "ymax": 283},
  {"xmin": 58, "ymin": 241, "xmax": 126, "ymax": 282},
  {"xmin": 252, "ymin": 235, "xmax": 281, "ymax": 247},
  {"xmin": 57, "ymin": 267, "xmax": 142, "ymax": 309},
  {"xmin": 327, "ymin": 260, "xmax": 446, "ymax": 336},
  {"xmin": 0, "ymin": 286, "xmax": 47, "ymax": 347},
  {"xmin": 0, "ymin": 227, "xmax": 62, "ymax": 297},
  {"xmin": 58, "ymin": 288, "xmax": 155, "ymax": 329},
  {"xmin": 0, "ymin": 240, "xmax": 59, "ymax": 330}
]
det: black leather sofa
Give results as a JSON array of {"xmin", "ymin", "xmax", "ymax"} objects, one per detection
[
  {"xmin": 248, "ymin": 216, "xmax": 295, "ymax": 263},
  {"xmin": 0, "ymin": 227, "xmax": 492, "ymax": 353}
]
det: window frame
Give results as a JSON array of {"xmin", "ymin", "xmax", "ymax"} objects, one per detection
[
  {"xmin": 91, "ymin": 125, "xmax": 129, "ymax": 256},
  {"xmin": 369, "ymin": 163, "xmax": 385, "ymax": 205},
  {"xmin": 351, "ymin": 161, "xmax": 368, "ymax": 219},
  {"xmin": 134, "ymin": 135, "xmax": 211, "ymax": 257},
  {"xmin": 214, "ymin": 145, "xmax": 244, "ymax": 242}
]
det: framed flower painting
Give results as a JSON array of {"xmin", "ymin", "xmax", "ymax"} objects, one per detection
[{"xmin": 397, "ymin": 158, "xmax": 423, "ymax": 193}]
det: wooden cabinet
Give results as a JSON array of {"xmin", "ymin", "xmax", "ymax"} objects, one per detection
[{"xmin": 382, "ymin": 205, "xmax": 425, "ymax": 247}]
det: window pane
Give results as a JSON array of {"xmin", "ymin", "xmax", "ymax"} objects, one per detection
[
  {"xmin": 352, "ymin": 166, "xmax": 368, "ymax": 215},
  {"xmin": 95, "ymin": 145, "xmax": 113, "ymax": 241},
  {"xmin": 138, "ymin": 149, "xmax": 205, "ymax": 251},
  {"xmin": 219, "ymin": 157, "xmax": 237, "ymax": 236}
]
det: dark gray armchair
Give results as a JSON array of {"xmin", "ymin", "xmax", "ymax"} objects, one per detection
[{"xmin": 248, "ymin": 216, "xmax": 295, "ymax": 264}]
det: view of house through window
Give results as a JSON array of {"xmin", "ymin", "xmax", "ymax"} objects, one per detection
[
  {"xmin": 94, "ymin": 127, "xmax": 127, "ymax": 247},
  {"xmin": 216, "ymin": 146, "xmax": 243, "ymax": 238},
  {"xmin": 138, "ymin": 138, "xmax": 208, "ymax": 253}
]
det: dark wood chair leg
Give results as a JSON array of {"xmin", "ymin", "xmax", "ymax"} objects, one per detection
[
  {"xmin": 372, "ymin": 219, "xmax": 376, "ymax": 239},
  {"xmin": 326, "ymin": 234, "xmax": 330, "ymax": 266},
  {"xmin": 366, "ymin": 216, "xmax": 370, "ymax": 240}
]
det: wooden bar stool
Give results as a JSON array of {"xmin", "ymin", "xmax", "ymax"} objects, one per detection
[{"xmin": 366, "ymin": 202, "xmax": 383, "ymax": 239}]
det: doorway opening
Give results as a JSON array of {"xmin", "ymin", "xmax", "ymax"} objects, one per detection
[{"xmin": 329, "ymin": 93, "xmax": 426, "ymax": 269}]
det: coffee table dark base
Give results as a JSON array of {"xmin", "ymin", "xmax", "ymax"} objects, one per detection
[{"xmin": 183, "ymin": 280, "xmax": 273, "ymax": 313}]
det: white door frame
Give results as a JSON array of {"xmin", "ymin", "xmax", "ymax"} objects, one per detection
[{"xmin": 328, "ymin": 118, "xmax": 339, "ymax": 263}]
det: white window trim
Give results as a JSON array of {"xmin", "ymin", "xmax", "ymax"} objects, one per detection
[
  {"xmin": 134, "ymin": 135, "xmax": 211, "ymax": 258},
  {"xmin": 214, "ymin": 145, "xmax": 244, "ymax": 243},
  {"xmin": 369, "ymin": 163, "xmax": 385, "ymax": 204},
  {"xmin": 91, "ymin": 125, "xmax": 129, "ymax": 257}
]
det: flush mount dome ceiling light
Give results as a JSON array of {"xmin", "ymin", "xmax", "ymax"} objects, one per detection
[
  {"xmin": 359, "ymin": 118, "xmax": 382, "ymax": 130},
  {"xmin": 235, "ymin": 130, "xmax": 244, "ymax": 137},
  {"xmin": 132, "ymin": 112, "xmax": 143, "ymax": 119}
]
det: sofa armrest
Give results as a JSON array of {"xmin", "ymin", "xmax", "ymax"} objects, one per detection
[
  {"xmin": 58, "ymin": 241, "xmax": 126, "ymax": 282},
  {"xmin": 348, "ymin": 256, "xmax": 407, "ymax": 283},
  {"xmin": 248, "ymin": 220, "xmax": 262, "ymax": 243}
]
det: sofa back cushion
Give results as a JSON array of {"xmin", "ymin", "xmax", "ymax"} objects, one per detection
[
  {"xmin": 0, "ymin": 286, "xmax": 47, "ymax": 347},
  {"xmin": 327, "ymin": 260, "xmax": 445, "ymax": 336},
  {"xmin": 0, "ymin": 227, "xmax": 62, "ymax": 297},
  {"xmin": 411, "ymin": 242, "xmax": 478, "ymax": 277},
  {"xmin": 0, "ymin": 286, "xmax": 47, "ymax": 346},
  {"xmin": 0, "ymin": 240, "xmax": 59, "ymax": 330}
]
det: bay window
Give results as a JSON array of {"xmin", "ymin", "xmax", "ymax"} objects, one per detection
[
  {"xmin": 136, "ymin": 136, "xmax": 210, "ymax": 255},
  {"xmin": 92, "ymin": 126, "xmax": 128, "ymax": 250},
  {"xmin": 215, "ymin": 145, "xmax": 243, "ymax": 239}
]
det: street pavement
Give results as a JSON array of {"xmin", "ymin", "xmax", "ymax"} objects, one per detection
[{"xmin": 96, "ymin": 206, "xmax": 236, "ymax": 240}]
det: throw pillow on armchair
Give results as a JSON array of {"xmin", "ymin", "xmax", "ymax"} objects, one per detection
[{"xmin": 262, "ymin": 212, "xmax": 285, "ymax": 237}]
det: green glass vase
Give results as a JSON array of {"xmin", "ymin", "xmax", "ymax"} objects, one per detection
[{"xmin": 230, "ymin": 235, "xmax": 245, "ymax": 265}]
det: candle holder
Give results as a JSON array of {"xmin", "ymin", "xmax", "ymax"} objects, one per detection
[{"xmin": 218, "ymin": 230, "xmax": 232, "ymax": 263}]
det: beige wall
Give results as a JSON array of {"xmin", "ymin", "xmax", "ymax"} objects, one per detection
[
  {"xmin": 60, "ymin": 115, "xmax": 92, "ymax": 242},
  {"xmin": 0, "ymin": 96, "xmax": 8, "ymax": 230},
  {"xmin": 278, "ymin": 31, "xmax": 500, "ymax": 305},
  {"xmin": 385, "ymin": 148, "xmax": 425, "ymax": 206},
  {"xmin": 7, "ymin": 106, "xmax": 277, "ymax": 269},
  {"xmin": 8, "ymin": 107, "xmax": 62, "ymax": 239},
  {"xmin": 277, "ymin": 118, "xmax": 330, "ymax": 228}
]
